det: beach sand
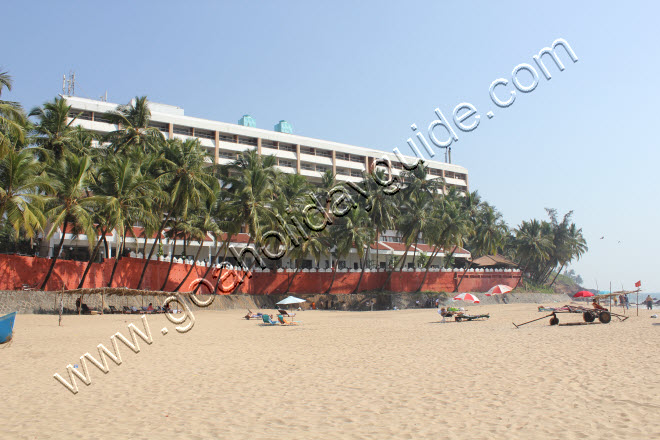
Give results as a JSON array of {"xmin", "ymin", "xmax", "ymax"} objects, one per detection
[{"xmin": 1, "ymin": 303, "xmax": 658, "ymax": 439}]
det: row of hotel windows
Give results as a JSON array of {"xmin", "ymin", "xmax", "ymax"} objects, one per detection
[{"xmin": 70, "ymin": 109, "xmax": 466, "ymax": 182}]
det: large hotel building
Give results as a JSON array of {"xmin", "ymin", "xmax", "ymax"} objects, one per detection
[{"xmin": 52, "ymin": 96, "xmax": 470, "ymax": 270}]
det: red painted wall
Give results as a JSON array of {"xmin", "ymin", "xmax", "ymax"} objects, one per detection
[{"xmin": 0, "ymin": 254, "xmax": 520, "ymax": 294}]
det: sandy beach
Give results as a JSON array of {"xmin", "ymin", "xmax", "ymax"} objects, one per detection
[{"xmin": 1, "ymin": 303, "xmax": 658, "ymax": 439}]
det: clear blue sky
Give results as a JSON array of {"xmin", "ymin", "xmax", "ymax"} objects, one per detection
[{"xmin": 3, "ymin": 1, "xmax": 659, "ymax": 291}]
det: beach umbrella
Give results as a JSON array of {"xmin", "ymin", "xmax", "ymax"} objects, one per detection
[
  {"xmin": 485, "ymin": 284, "xmax": 512, "ymax": 296},
  {"xmin": 573, "ymin": 291, "xmax": 594, "ymax": 298},
  {"xmin": 452, "ymin": 293, "xmax": 480, "ymax": 303},
  {"xmin": 276, "ymin": 296, "xmax": 306, "ymax": 305}
]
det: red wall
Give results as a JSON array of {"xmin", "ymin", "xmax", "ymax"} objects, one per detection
[{"xmin": 0, "ymin": 254, "xmax": 520, "ymax": 294}]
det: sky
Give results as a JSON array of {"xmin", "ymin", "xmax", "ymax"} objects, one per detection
[{"xmin": 3, "ymin": 1, "xmax": 659, "ymax": 291}]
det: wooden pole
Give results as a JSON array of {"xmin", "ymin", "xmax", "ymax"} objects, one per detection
[
  {"xmin": 636, "ymin": 289, "xmax": 639, "ymax": 317},
  {"xmin": 609, "ymin": 282, "xmax": 612, "ymax": 312},
  {"xmin": 58, "ymin": 289, "xmax": 63, "ymax": 326}
]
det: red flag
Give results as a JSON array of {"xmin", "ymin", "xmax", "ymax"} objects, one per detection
[{"xmin": 635, "ymin": 280, "xmax": 641, "ymax": 287}]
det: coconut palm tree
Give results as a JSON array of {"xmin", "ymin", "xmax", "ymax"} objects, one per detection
[
  {"xmin": 454, "ymin": 202, "xmax": 508, "ymax": 292},
  {"xmin": 0, "ymin": 71, "xmax": 26, "ymax": 158},
  {"xmin": 0, "ymin": 148, "xmax": 47, "ymax": 238},
  {"xmin": 364, "ymin": 168, "xmax": 398, "ymax": 270},
  {"xmin": 105, "ymin": 96, "xmax": 164, "ymax": 155},
  {"xmin": 173, "ymin": 210, "xmax": 220, "ymax": 292},
  {"xmin": 347, "ymin": 206, "xmax": 376, "ymax": 294},
  {"xmin": 29, "ymin": 97, "xmax": 80, "ymax": 161},
  {"xmin": 135, "ymin": 138, "xmax": 216, "ymax": 289},
  {"xmin": 40, "ymin": 153, "xmax": 101, "ymax": 290},
  {"xmin": 77, "ymin": 155, "xmax": 161, "ymax": 288}
]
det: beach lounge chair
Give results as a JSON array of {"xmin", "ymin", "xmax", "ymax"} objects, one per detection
[
  {"xmin": 261, "ymin": 314, "xmax": 279, "ymax": 325},
  {"xmin": 455, "ymin": 313, "xmax": 490, "ymax": 322},
  {"xmin": 278, "ymin": 309, "xmax": 296, "ymax": 317},
  {"xmin": 108, "ymin": 306, "xmax": 122, "ymax": 314},
  {"xmin": 0, "ymin": 312, "xmax": 17, "ymax": 344},
  {"xmin": 277, "ymin": 314, "xmax": 299, "ymax": 325}
]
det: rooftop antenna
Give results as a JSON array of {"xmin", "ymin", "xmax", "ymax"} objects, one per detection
[
  {"xmin": 63, "ymin": 71, "xmax": 76, "ymax": 96},
  {"xmin": 62, "ymin": 75, "xmax": 66, "ymax": 94}
]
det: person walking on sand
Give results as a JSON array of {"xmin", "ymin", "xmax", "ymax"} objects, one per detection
[{"xmin": 644, "ymin": 295, "xmax": 654, "ymax": 310}]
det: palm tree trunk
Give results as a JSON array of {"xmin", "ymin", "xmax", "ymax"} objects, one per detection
[
  {"xmin": 375, "ymin": 227, "xmax": 380, "ymax": 270},
  {"xmin": 136, "ymin": 212, "xmax": 171, "ymax": 289},
  {"xmin": 324, "ymin": 258, "xmax": 339, "ymax": 294},
  {"xmin": 285, "ymin": 263, "xmax": 301, "ymax": 294},
  {"xmin": 548, "ymin": 263, "xmax": 565, "ymax": 287},
  {"xmin": 352, "ymin": 247, "xmax": 370, "ymax": 294},
  {"xmin": 411, "ymin": 236, "xmax": 419, "ymax": 268},
  {"xmin": 415, "ymin": 247, "xmax": 440, "ymax": 293},
  {"xmin": 192, "ymin": 239, "xmax": 229, "ymax": 294},
  {"xmin": 107, "ymin": 232, "xmax": 127, "ymax": 287},
  {"xmin": 454, "ymin": 261, "xmax": 474, "ymax": 293},
  {"xmin": 174, "ymin": 241, "xmax": 205, "ymax": 292},
  {"xmin": 226, "ymin": 235, "xmax": 254, "ymax": 295},
  {"xmin": 159, "ymin": 235, "xmax": 177, "ymax": 291},
  {"xmin": 77, "ymin": 227, "xmax": 107, "ymax": 288},
  {"xmin": 41, "ymin": 219, "xmax": 69, "ymax": 290}
]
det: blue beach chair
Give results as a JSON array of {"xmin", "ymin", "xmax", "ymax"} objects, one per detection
[
  {"xmin": 261, "ymin": 314, "xmax": 279, "ymax": 325},
  {"xmin": 0, "ymin": 312, "xmax": 17, "ymax": 344}
]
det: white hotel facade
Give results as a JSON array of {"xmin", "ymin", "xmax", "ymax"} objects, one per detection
[{"xmin": 48, "ymin": 96, "xmax": 471, "ymax": 270}]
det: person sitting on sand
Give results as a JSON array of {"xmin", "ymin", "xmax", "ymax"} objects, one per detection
[
  {"xmin": 147, "ymin": 303, "xmax": 154, "ymax": 313},
  {"xmin": 244, "ymin": 309, "xmax": 263, "ymax": 320},
  {"xmin": 592, "ymin": 300, "xmax": 607, "ymax": 311}
]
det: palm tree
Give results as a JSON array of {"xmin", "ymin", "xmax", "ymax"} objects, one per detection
[
  {"xmin": 105, "ymin": 96, "xmax": 164, "ymax": 155},
  {"xmin": 511, "ymin": 219, "xmax": 554, "ymax": 287},
  {"xmin": 0, "ymin": 71, "xmax": 26, "ymax": 158},
  {"xmin": 173, "ymin": 210, "xmax": 220, "ymax": 292},
  {"xmin": 135, "ymin": 138, "xmax": 216, "ymax": 289},
  {"xmin": 415, "ymin": 189, "xmax": 471, "ymax": 292},
  {"xmin": 454, "ymin": 202, "xmax": 508, "ymax": 291},
  {"xmin": 29, "ymin": 97, "xmax": 79, "ymax": 161},
  {"xmin": 323, "ymin": 216, "xmax": 353, "ymax": 294},
  {"xmin": 78, "ymin": 155, "xmax": 160, "ymax": 288},
  {"xmin": 364, "ymin": 168, "xmax": 398, "ymax": 270},
  {"xmin": 0, "ymin": 148, "xmax": 47, "ymax": 238},
  {"xmin": 347, "ymin": 207, "xmax": 376, "ymax": 294},
  {"xmin": 40, "ymin": 153, "xmax": 100, "ymax": 290}
]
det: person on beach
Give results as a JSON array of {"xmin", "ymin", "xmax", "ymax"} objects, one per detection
[{"xmin": 644, "ymin": 295, "xmax": 654, "ymax": 310}]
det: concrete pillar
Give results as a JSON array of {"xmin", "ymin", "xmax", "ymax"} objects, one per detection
[
  {"xmin": 257, "ymin": 138, "xmax": 262, "ymax": 155},
  {"xmin": 296, "ymin": 144, "xmax": 301, "ymax": 174},
  {"xmin": 441, "ymin": 169, "xmax": 447, "ymax": 194},
  {"xmin": 168, "ymin": 123, "xmax": 173, "ymax": 140},
  {"xmin": 332, "ymin": 150, "xmax": 337, "ymax": 176},
  {"xmin": 214, "ymin": 131, "xmax": 220, "ymax": 164}
]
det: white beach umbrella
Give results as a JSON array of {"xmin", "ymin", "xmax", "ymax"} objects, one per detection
[
  {"xmin": 452, "ymin": 293, "xmax": 480, "ymax": 303},
  {"xmin": 276, "ymin": 296, "xmax": 306, "ymax": 305}
]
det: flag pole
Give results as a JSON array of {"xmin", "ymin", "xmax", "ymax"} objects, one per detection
[{"xmin": 637, "ymin": 289, "xmax": 639, "ymax": 317}]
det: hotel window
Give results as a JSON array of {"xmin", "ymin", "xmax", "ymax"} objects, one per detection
[
  {"xmin": 336, "ymin": 152, "xmax": 349, "ymax": 161},
  {"xmin": 218, "ymin": 132, "xmax": 235, "ymax": 143},
  {"xmin": 196, "ymin": 128, "xmax": 215, "ymax": 140},
  {"xmin": 456, "ymin": 173, "xmax": 466, "ymax": 180},
  {"xmin": 351, "ymin": 169, "xmax": 362, "ymax": 177},
  {"xmin": 148, "ymin": 121, "xmax": 169, "ymax": 133},
  {"xmin": 445, "ymin": 171, "xmax": 456, "ymax": 179},
  {"xmin": 316, "ymin": 149, "xmax": 332, "ymax": 158},
  {"xmin": 238, "ymin": 136, "xmax": 258, "ymax": 146},
  {"xmin": 392, "ymin": 162, "xmax": 403, "ymax": 170},
  {"xmin": 93, "ymin": 112, "xmax": 112, "ymax": 124},
  {"xmin": 262, "ymin": 140, "xmax": 278, "ymax": 149},
  {"xmin": 337, "ymin": 168, "xmax": 349, "ymax": 176},
  {"xmin": 69, "ymin": 110, "xmax": 93, "ymax": 121},
  {"xmin": 279, "ymin": 143, "xmax": 297, "ymax": 152},
  {"xmin": 173, "ymin": 125, "xmax": 193, "ymax": 136},
  {"xmin": 218, "ymin": 150, "xmax": 236, "ymax": 160},
  {"xmin": 278, "ymin": 159, "xmax": 294, "ymax": 168},
  {"xmin": 316, "ymin": 165, "xmax": 329, "ymax": 173},
  {"xmin": 301, "ymin": 162, "xmax": 315, "ymax": 171},
  {"xmin": 430, "ymin": 168, "xmax": 442, "ymax": 176},
  {"xmin": 349, "ymin": 154, "xmax": 364, "ymax": 163},
  {"xmin": 300, "ymin": 146, "xmax": 315, "ymax": 155}
]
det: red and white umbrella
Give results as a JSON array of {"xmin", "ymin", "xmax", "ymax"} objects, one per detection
[
  {"xmin": 485, "ymin": 284, "xmax": 513, "ymax": 296},
  {"xmin": 452, "ymin": 293, "xmax": 480, "ymax": 303}
]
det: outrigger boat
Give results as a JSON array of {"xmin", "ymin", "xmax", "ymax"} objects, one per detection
[{"xmin": 0, "ymin": 311, "xmax": 17, "ymax": 343}]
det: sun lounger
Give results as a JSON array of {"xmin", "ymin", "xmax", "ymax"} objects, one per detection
[
  {"xmin": 108, "ymin": 306, "xmax": 122, "ymax": 314},
  {"xmin": 277, "ymin": 314, "xmax": 300, "ymax": 325},
  {"xmin": 278, "ymin": 309, "xmax": 296, "ymax": 317},
  {"xmin": 261, "ymin": 315, "xmax": 279, "ymax": 325},
  {"xmin": 454, "ymin": 313, "xmax": 490, "ymax": 322}
]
